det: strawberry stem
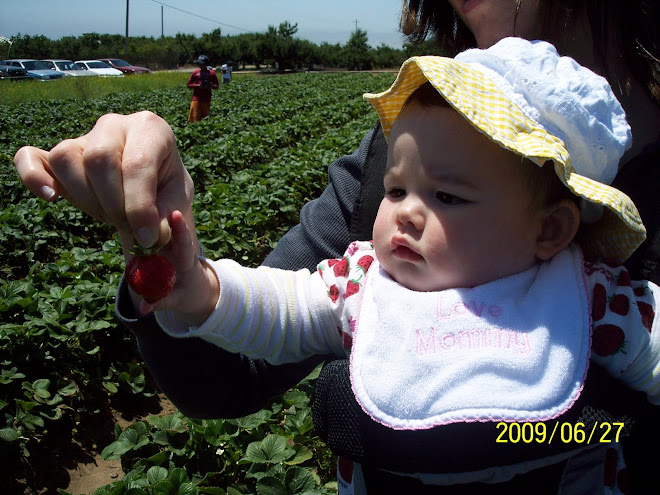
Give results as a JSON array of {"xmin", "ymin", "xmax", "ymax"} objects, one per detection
[{"xmin": 129, "ymin": 244, "xmax": 161, "ymax": 257}]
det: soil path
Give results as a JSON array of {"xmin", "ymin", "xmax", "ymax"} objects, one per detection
[{"xmin": 65, "ymin": 393, "xmax": 178, "ymax": 495}]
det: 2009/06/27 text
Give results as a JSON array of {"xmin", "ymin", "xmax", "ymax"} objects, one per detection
[{"xmin": 496, "ymin": 421, "xmax": 625, "ymax": 444}]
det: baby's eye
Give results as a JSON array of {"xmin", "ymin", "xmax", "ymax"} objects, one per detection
[
  {"xmin": 386, "ymin": 188, "xmax": 405, "ymax": 199},
  {"xmin": 436, "ymin": 191, "xmax": 466, "ymax": 205}
]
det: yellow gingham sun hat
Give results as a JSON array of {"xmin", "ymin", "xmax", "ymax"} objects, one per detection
[{"xmin": 364, "ymin": 37, "xmax": 645, "ymax": 264}]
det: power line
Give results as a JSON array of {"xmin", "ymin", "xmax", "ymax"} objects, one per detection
[{"xmin": 151, "ymin": 0, "xmax": 251, "ymax": 33}]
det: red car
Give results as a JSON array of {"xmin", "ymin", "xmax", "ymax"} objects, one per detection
[{"xmin": 97, "ymin": 58, "xmax": 151, "ymax": 75}]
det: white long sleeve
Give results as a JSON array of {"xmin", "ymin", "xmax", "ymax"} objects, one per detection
[
  {"xmin": 156, "ymin": 258, "xmax": 346, "ymax": 363},
  {"xmin": 156, "ymin": 241, "xmax": 377, "ymax": 364}
]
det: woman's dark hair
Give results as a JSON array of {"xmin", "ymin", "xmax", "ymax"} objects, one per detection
[{"xmin": 400, "ymin": 1, "xmax": 659, "ymax": 104}]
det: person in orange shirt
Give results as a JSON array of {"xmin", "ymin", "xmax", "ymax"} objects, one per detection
[{"xmin": 186, "ymin": 55, "xmax": 219, "ymax": 122}]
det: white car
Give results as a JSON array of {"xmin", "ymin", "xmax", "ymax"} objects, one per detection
[
  {"xmin": 75, "ymin": 60, "xmax": 124, "ymax": 77},
  {"xmin": 40, "ymin": 59, "xmax": 95, "ymax": 77}
]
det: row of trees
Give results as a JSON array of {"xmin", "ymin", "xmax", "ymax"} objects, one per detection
[{"xmin": 5, "ymin": 22, "xmax": 444, "ymax": 71}]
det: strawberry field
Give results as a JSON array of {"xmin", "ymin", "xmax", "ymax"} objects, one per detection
[{"xmin": 0, "ymin": 72, "xmax": 395, "ymax": 494}]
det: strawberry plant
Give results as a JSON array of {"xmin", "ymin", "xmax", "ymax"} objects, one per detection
[
  {"xmin": 1, "ymin": 71, "xmax": 394, "ymax": 493},
  {"xmin": 92, "ymin": 370, "xmax": 336, "ymax": 494}
]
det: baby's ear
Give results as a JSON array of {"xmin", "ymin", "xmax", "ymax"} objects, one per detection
[{"xmin": 535, "ymin": 199, "xmax": 581, "ymax": 261}]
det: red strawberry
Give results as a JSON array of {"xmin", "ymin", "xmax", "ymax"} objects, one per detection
[
  {"xmin": 338, "ymin": 456, "xmax": 354, "ymax": 484},
  {"xmin": 342, "ymin": 331, "xmax": 353, "ymax": 350},
  {"xmin": 592, "ymin": 283, "xmax": 607, "ymax": 322},
  {"xmin": 592, "ymin": 324, "xmax": 626, "ymax": 357},
  {"xmin": 328, "ymin": 284, "xmax": 339, "ymax": 303},
  {"xmin": 617, "ymin": 270, "xmax": 631, "ymax": 287},
  {"xmin": 125, "ymin": 254, "xmax": 176, "ymax": 304},
  {"xmin": 331, "ymin": 257, "xmax": 349, "ymax": 277},
  {"xmin": 609, "ymin": 294, "xmax": 630, "ymax": 316},
  {"xmin": 345, "ymin": 280, "xmax": 361, "ymax": 298},
  {"xmin": 633, "ymin": 286, "xmax": 647, "ymax": 297},
  {"xmin": 357, "ymin": 255, "xmax": 374, "ymax": 273},
  {"xmin": 637, "ymin": 301, "xmax": 655, "ymax": 332}
]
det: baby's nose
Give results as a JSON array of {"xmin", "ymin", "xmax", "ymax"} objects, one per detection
[{"xmin": 395, "ymin": 196, "xmax": 425, "ymax": 230}]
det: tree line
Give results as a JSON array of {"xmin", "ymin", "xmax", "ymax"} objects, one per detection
[{"xmin": 6, "ymin": 22, "xmax": 445, "ymax": 72}]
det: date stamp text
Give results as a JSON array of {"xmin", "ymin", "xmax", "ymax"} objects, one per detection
[{"xmin": 496, "ymin": 421, "xmax": 625, "ymax": 444}]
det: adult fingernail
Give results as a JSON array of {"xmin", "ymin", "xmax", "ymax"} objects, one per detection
[
  {"xmin": 136, "ymin": 227, "xmax": 157, "ymax": 248},
  {"xmin": 41, "ymin": 185, "xmax": 56, "ymax": 201},
  {"xmin": 158, "ymin": 217, "xmax": 172, "ymax": 245}
]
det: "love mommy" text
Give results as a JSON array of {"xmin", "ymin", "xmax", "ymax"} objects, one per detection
[{"xmin": 415, "ymin": 326, "xmax": 531, "ymax": 356}]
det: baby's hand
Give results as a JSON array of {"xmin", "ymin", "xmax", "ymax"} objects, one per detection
[{"xmin": 134, "ymin": 210, "xmax": 219, "ymax": 326}]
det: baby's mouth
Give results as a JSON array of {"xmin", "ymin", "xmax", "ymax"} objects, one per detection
[{"xmin": 392, "ymin": 242, "xmax": 424, "ymax": 262}]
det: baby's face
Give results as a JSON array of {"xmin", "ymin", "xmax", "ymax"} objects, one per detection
[{"xmin": 373, "ymin": 102, "xmax": 545, "ymax": 292}]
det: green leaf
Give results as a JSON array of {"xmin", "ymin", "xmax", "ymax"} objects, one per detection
[
  {"xmin": 197, "ymin": 488, "xmax": 225, "ymax": 495},
  {"xmin": 101, "ymin": 422, "xmax": 150, "ymax": 460},
  {"xmin": 233, "ymin": 409, "xmax": 273, "ymax": 429},
  {"xmin": 177, "ymin": 483, "xmax": 197, "ymax": 495},
  {"xmin": 57, "ymin": 381, "xmax": 78, "ymax": 397},
  {"xmin": 256, "ymin": 477, "xmax": 287, "ymax": 495},
  {"xmin": 201, "ymin": 419, "xmax": 240, "ymax": 445},
  {"xmin": 285, "ymin": 445, "xmax": 313, "ymax": 466},
  {"xmin": 147, "ymin": 466, "xmax": 169, "ymax": 484},
  {"xmin": 168, "ymin": 467, "xmax": 192, "ymax": 487},
  {"xmin": 0, "ymin": 367, "xmax": 26, "ymax": 385},
  {"xmin": 0, "ymin": 427, "xmax": 19, "ymax": 442},
  {"xmin": 103, "ymin": 382, "xmax": 119, "ymax": 393},
  {"xmin": 148, "ymin": 413, "xmax": 188, "ymax": 433},
  {"xmin": 281, "ymin": 390, "xmax": 309, "ymax": 408},
  {"xmin": 151, "ymin": 480, "xmax": 175, "ymax": 495},
  {"xmin": 125, "ymin": 489, "xmax": 149, "ymax": 495},
  {"xmin": 243, "ymin": 435, "xmax": 295, "ymax": 464},
  {"xmin": 285, "ymin": 410, "xmax": 314, "ymax": 435},
  {"xmin": 285, "ymin": 467, "xmax": 318, "ymax": 493},
  {"xmin": 23, "ymin": 378, "xmax": 51, "ymax": 400}
]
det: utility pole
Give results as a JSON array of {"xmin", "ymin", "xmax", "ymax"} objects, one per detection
[
  {"xmin": 354, "ymin": 19, "xmax": 359, "ymax": 33},
  {"xmin": 125, "ymin": 0, "xmax": 130, "ymax": 55},
  {"xmin": 161, "ymin": 5, "xmax": 164, "ymax": 46}
]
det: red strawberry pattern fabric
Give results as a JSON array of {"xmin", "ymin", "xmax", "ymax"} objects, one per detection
[
  {"xmin": 316, "ymin": 241, "xmax": 376, "ymax": 352},
  {"xmin": 585, "ymin": 261, "xmax": 660, "ymax": 403}
]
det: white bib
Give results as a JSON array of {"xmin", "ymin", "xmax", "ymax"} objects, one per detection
[{"xmin": 350, "ymin": 244, "xmax": 591, "ymax": 430}]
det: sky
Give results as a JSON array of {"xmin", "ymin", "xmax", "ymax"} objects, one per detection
[{"xmin": 0, "ymin": 0, "xmax": 407, "ymax": 48}]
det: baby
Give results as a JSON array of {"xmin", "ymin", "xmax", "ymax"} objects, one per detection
[{"xmin": 154, "ymin": 39, "xmax": 659, "ymax": 484}]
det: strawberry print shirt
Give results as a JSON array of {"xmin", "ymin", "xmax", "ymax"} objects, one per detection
[
  {"xmin": 155, "ymin": 241, "xmax": 660, "ymax": 405},
  {"xmin": 586, "ymin": 260, "xmax": 659, "ymax": 397}
]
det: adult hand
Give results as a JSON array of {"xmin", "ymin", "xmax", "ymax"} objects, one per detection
[{"xmin": 14, "ymin": 111, "xmax": 196, "ymax": 257}]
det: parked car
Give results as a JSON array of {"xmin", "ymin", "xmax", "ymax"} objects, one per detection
[
  {"xmin": 97, "ymin": 58, "xmax": 150, "ymax": 74},
  {"xmin": 75, "ymin": 60, "xmax": 124, "ymax": 77},
  {"xmin": 0, "ymin": 60, "xmax": 30, "ymax": 80},
  {"xmin": 5, "ymin": 59, "xmax": 66, "ymax": 81},
  {"xmin": 40, "ymin": 59, "xmax": 95, "ymax": 77}
]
